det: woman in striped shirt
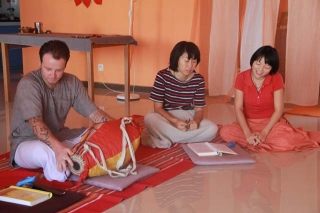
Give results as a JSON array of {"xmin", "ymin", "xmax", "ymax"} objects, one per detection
[{"xmin": 141, "ymin": 41, "xmax": 218, "ymax": 148}]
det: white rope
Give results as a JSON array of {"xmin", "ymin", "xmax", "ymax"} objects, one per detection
[
  {"xmin": 81, "ymin": 117, "xmax": 137, "ymax": 178},
  {"xmin": 116, "ymin": 117, "xmax": 137, "ymax": 173}
]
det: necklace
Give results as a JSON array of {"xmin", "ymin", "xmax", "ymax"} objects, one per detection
[{"xmin": 251, "ymin": 74, "xmax": 265, "ymax": 91}]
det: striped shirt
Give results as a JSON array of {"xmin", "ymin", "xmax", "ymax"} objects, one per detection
[{"xmin": 150, "ymin": 68, "xmax": 206, "ymax": 111}]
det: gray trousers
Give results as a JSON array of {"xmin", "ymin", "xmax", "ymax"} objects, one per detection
[{"xmin": 141, "ymin": 110, "xmax": 218, "ymax": 148}]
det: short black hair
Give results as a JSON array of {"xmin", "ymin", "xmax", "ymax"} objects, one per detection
[
  {"xmin": 169, "ymin": 41, "xmax": 200, "ymax": 71},
  {"xmin": 39, "ymin": 40, "xmax": 70, "ymax": 65},
  {"xmin": 250, "ymin": 45, "xmax": 279, "ymax": 75}
]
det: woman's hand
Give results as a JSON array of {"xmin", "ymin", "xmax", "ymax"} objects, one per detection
[
  {"xmin": 246, "ymin": 133, "xmax": 261, "ymax": 146},
  {"xmin": 173, "ymin": 119, "xmax": 189, "ymax": 131},
  {"xmin": 254, "ymin": 130, "xmax": 267, "ymax": 143},
  {"xmin": 187, "ymin": 120, "xmax": 199, "ymax": 130}
]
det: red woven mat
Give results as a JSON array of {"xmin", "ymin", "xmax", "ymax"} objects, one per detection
[
  {"xmin": 0, "ymin": 128, "xmax": 224, "ymax": 212},
  {"xmin": 0, "ymin": 143, "xmax": 195, "ymax": 212},
  {"xmin": 0, "ymin": 126, "xmax": 224, "ymax": 212}
]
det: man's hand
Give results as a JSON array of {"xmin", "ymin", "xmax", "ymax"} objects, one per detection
[
  {"xmin": 52, "ymin": 143, "xmax": 74, "ymax": 172},
  {"xmin": 29, "ymin": 116, "xmax": 74, "ymax": 172}
]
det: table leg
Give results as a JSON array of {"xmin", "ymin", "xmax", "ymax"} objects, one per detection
[
  {"xmin": 5, "ymin": 102, "xmax": 12, "ymax": 152},
  {"xmin": 124, "ymin": 44, "xmax": 130, "ymax": 116},
  {"xmin": 1, "ymin": 43, "xmax": 11, "ymax": 102},
  {"xmin": 86, "ymin": 50, "xmax": 94, "ymax": 102}
]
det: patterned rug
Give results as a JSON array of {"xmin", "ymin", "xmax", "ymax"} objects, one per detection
[{"xmin": 0, "ymin": 143, "xmax": 198, "ymax": 212}]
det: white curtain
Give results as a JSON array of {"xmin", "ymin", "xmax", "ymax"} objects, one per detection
[
  {"xmin": 208, "ymin": 0, "xmax": 239, "ymax": 96},
  {"xmin": 240, "ymin": 0, "xmax": 280, "ymax": 71},
  {"xmin": 240, "ymin": 0, "xmax": 263, "ymax": 72},
  {"xmin": 207, "ymin": 0, "xmax": 283, "ymax": 101},
  {"xmin": 284, "ymin": 0, "xmax": 320, "ymax": 106},
  {"xmin": 207, "ymin": 0, "xmax": 320, "ymax": 106}
]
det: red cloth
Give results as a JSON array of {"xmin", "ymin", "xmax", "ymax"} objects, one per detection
[
  {"xmin": 235, "ymin": 69, "xmax": 284, "ymax": 119},
  {"xmin": 71, "ymin": 116, "xmax": 142, "ymax": 184},
  {"xmin": 220, "ymin": 117, "xmax": 320, "ymax": 152}
]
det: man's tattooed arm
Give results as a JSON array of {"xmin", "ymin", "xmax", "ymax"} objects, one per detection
[
  {"xmin": 28, "ymin": 116, "xmax": 75, "ymax": 172},
  {"xmin": 28, "ymin": 116, "xmax": 59, "ymax": 149},
  {"xmin": 89, "ymin": 109, "xmax": 114, "ymax": 123}
]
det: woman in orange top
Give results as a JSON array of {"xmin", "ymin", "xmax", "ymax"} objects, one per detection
[{"xmin": 220, "ymin": 45, "xmax": 320, "ymax": 152}]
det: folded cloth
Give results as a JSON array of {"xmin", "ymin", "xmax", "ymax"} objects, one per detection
[
  {"xmin": 69, "ymin": 164, "xmax": 159, "ymax": 191},
  {"xmin": 284, "ymin": 106, "xmax": 320, "ymax": 117}
]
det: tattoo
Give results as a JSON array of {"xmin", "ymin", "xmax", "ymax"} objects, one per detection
[
  {"xmin": 91, "ymin": 110, "xmax": 108, "ymax": 122},
  {"xmin": 29, "ymin": 116, "xmax": 52, "ymax": 148},
  {"xmin": 32, "ymin": 117, "xmax": 41, "ymax": 123},
  {"xmin": 39, "ymin": 126, "xmax": 49, "ymax": 141}
]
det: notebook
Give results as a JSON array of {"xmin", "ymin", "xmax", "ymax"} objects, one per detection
[
  {"xmin": 187, "ymin": 142, "xmax": 237, "ymax": 156},
  {"xmin": 182, "ymin": 143, "xmax": 256, "ymax": 166}
]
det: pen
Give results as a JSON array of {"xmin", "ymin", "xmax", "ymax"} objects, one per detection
[{"xmin": 185, "ymin": 119, "xmax": 190, "ymax": 130}]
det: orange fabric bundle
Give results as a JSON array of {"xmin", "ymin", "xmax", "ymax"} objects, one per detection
[
  {"xmin": 220, "ymin": 117, "xmax": 320, "ymax": 152},
  {"xmin": 69, "ymin": 115, "xmax": 144, "ymax": 184}
]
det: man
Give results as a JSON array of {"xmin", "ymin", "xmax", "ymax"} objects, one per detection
[{"xmin": 9, "ymin": 40, "xmax": 114, "ymax": 182}]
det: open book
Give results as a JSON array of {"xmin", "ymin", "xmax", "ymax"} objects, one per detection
[{"xmin": 187, "ymin": 142, "xmax": 238, "ymax": 157}]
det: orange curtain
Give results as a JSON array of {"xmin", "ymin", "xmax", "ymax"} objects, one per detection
[
  {"xmin": 284, "ymin": 0, "xmax": 320, "ymax": 106},
  {"xmin": 263, "ymin": 0, "xmax": 280, "ymax": 46},
  {"xmin": 190, "ymin": 0, "xmax": 200, "ymax": 42}
]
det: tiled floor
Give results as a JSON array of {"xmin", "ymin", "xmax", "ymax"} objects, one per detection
[{"xmin": 1, "ymin": 80, "xmax": 320, "ymax": 213}]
